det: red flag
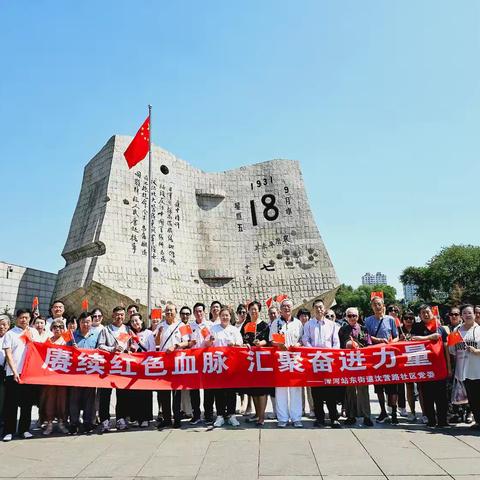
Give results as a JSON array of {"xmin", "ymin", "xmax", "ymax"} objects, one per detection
[
  {"xmin": 395, "ymin": 317, "xmax": 401, "ymax": 327},
  {"xmin": 117, "ymin": 332, "xmax": 131, "ymax": 343},
  {"xmin": 431, "ymin": 306, "xmax": 440, "ymax": 318},
  {"xmin": 370, "ymin": 291, "xmax": 384, "ymax": 300},
  {"xmin": 179, "ymin": 324, "xmax": 193, "ymax": 336},
  {"xmin": 61, "ymin": 330, "xmax": 74, "ymax": 343},
  {"xmin": 151, "ymin": 308, "xmax": 162, "ymax": 319},
  {"xmin": 272, "ymin": 333, "xmax": 285, "ymax": 344},
  {"xmin": 81, "ymin": 298, "xmax": 89, "ymax": 311},
  {"xmin": 244, "ymin": 322, "xmax": 257, "ymax": 334},
  {"xmin": 276, "ymin": 294, "xmax": 288, "ymax": 303},
  {"xmin": 266, "ymin": 297, "xmax": 274, "ymax": 309},
  {"xmin": 20, "ymin": 328, "xmax": 33, "ymax": 344},
  {"xmin": 124, "ymin": 116, "xmax": 150, "ymax": 169},
  {"xmin": 32, "ymin": 296, "xmax": 39, "ymax": 310},
  {"xmin": 130, "ymin": 332, "xmax": 140, "ymax": 343},
  {"xmin": 200, "ymin": 328, "xmax": 210, "ymax": 339},
  {"xmin": 447, "ymin": 330, "xmax": 463, "ymax": 346},
  {"xmin": 425, "ymin": 319, "xmax": 438, "ymax": 332}
]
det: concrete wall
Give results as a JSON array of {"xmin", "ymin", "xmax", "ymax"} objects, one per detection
[{"xmin": 0, "ymin": 261, "xmax": 57, "ymax": 317}]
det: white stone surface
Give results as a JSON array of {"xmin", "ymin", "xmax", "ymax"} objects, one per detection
[{"xmin": 54, "ymin": 136, "xmax": 338, "ymax": 313}]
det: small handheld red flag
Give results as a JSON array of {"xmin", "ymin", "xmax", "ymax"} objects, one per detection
[
  {"xmin": 395, "ymin": 317, "xmax": 401, "ymax": 327},
  {"xmin": 20, "ymin": 329, "xmax": 33, "ymax": 344},
  {"xmin": 124, "ymin": 116, "xmax": 150, "ymax": 169},
  {"xmin": 81, "ymin": 298, "xmax": 89, "ymax": 311},
  {"xmin": 200, "ymin": 328, "xmax": 210, "ymax": 339},
  {"xmin": 266, "ymin": 297, "xmax": 274, "ymax": 309},
  {"xmin": 244, "ymin": 322, "xmax": 257, "ymax": 334},
  {"xmin": 272, "ymin": 333, "xmax": 285, "ymax": 344},
  {"xmin": 447, "ymin": 330, "xmax": 463, "ymax": 346},
  {"xmin": 117, "ymin": 332, "xmax": 131, "ymax": 343},
  {"xmin": 61, "ymin": 330, "xmax": 74, "ymax": 343},
  {"xmin": 32, "ymin": 296, "xmax": 39, "ymax": 310},
  {"xmin": 431, "ymin": 306, "xmax": 440, "ymax": 318},
  {"xmin": 425, "ymin": 319, "xmax": 438, "ymax": 332},
  {"xmin": 370, "ymin": 291, "xmax": 384, "ymax": 300},
  {"xmin": 151, "ymin": 308, "xmax": 163, "ymax": 319},
  {"xmin": 179, "ymin": 324, "xmax": 193, "ymax": 336},
  {"xmin": 276, "ymin": 294, "xmax": 288, "ymax": 303}
]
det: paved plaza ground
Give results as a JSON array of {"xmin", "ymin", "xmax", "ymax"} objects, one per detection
[{"xmin": 1, "ymin": 391, "xmax": 479, "ymax": 480}]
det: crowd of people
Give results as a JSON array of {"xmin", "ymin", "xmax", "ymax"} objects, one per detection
[{"xmin": 0, "ymin": 296, "xmax": 479, "ymax": 441}]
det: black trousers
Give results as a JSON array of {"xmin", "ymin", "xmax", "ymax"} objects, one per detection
[
  {"xmin": 127, "ymin": 389, "xmax": 153, "ymax": 423},
  {"xmin": 157, "ymin": 390, "xmax": 181, "ymax": 423},
  {"xmin": 464, "ymin": 379, "xmax": 480, "ymax": 424},
  {"xmin": 213, "ymin": 388, "xmax": 236, "ymax": 417},
  {"xmin": 98, "ymin": 387, "xmax": 129, "ymax": 422},
  {"xmin": 3, "ymin": 377, "xmax": 33, "ymax": 435},
  {"xmin": 311, "ymin": 386, "xmax": 343, "ymax": 422},
  {"xmin": 69, "ymin": 386, "xmax": 96, "ymax": 426},
  {"xmin": 189, "ymin": 389, "xmax": 214, "ymax": 419},
  {"xmin": 419, "ymin": 380, "xmax": 448, "ymax": 425},
  {"xmin": 397, "ymin": 383, "xmax": 406, "ymax": 409}
]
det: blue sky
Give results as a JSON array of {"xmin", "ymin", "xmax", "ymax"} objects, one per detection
[{"xmin": 1, "ymin": 1, "xmax": 479, "ymax": 296}]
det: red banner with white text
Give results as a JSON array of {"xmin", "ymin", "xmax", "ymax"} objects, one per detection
[{"xmin": 21, "ymin": 340, "xmax": 447, "ymax": 390}]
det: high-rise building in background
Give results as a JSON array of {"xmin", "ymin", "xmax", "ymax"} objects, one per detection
[
  {"xmin": 361, "ymin": 272, "xmax": 387, "ymax": 286},
  {"xmin": 403, "ymin": 283, "xmax": 418, "ymax": 302}
]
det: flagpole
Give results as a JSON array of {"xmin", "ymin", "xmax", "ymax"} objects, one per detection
[{"xmin": 147, "ymin": 104, "xmax": 153, "ymax": 328}]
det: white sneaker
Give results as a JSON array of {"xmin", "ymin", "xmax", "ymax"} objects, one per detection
[
  {"xmin": 399, "ymin": 408, "xmax": 408, "ymax": 417},
  {"xmin": 421, "ymin": 415, "xmax": 428, "ymax": 425},
  {"xmin": 22, "ymin": 432, "xmax": 33, "ymax": 439},
  {"xmin": 140, "ymin": 420, "xmax": 149, "ymax": 428},
  {"xmin": 277, "ymin": 421, "xmax": 287, "ymax": 428},
  {"xmin": 228, "ymin": 415, "xmax": 240, "ymax": 427},
  {"xmin": 116, "ymin": 418, "xmax": 127, "ymax": 430},
  {"xmin": 2, "ymin": 434, "xmax": 12, "ymax": 442},
  {"xmin": 213, "ymin": 415, "xmax": 225, "ymax": 427},
  {"xmin": 43, "ymin": 423, "xmax": 53, "ymax": 436},
  {"xmin": 293, "ymin": 421, "xmax": 304, "ymax": 428}
]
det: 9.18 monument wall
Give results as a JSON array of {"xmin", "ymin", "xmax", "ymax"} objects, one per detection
[{"xmin": 53, "ymin": 135, "xmax": 339, "ymax": 314}]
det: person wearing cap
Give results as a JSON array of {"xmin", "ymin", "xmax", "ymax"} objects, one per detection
[{"xmin": 41, "ymin": 320, "xmax": 69, "ymax": 435}]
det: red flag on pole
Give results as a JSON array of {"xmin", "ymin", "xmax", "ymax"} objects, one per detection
[
  {"xmin": 32, "ymin": 296, "xmax": 39, "ymax": 310},
  {"xmin": 81, "ymin": 298, "xmax": 89, "ymax": 311},
  {"xmin": 370, "ymin": 291, "xmax": 384, "ymax": 300},
  {"xmin": 61, "ymin": 330, "xmax": 74, "ymax": 343},
  {"xmin": 276, "ymin": 294, "xmax": 288, "ymax": 303},
  {"xmin": 266, "ymin": 297, "xmax": 274, "ymax": 309},
  {"xmin": 431, "ymin": 306, "xmax": 440, "ymax": 318},
  {"xmin": 124, "ymin": 116, "xmax": 150, "ymax": 169},
  {"xmin": 151, "ymin": 308, "xmax": 163, "ymax": 319}
]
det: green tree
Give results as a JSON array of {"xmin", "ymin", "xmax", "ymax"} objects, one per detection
[
  {"xmin": 400, "ymin": 244, "xmax": 480, "ymax": 305},
  {"xmin": 335, "ymin": 284, "xmax": 397, "ymax": 317}
]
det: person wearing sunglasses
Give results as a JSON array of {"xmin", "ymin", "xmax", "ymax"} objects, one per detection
[
  {"xmin": 41, "ymin": 321, "xmax": 69, "ymax": 435},
  {"xmin": 339, "ymin": 307, "xmax": 373, "ymax": 427},
  {"xmin": 91, "ymin": 308, "xmax": 105, "ymax": 334}
]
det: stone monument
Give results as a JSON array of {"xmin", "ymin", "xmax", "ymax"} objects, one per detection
[{"xmin": 53, "ymin": 135, "xmax": 339, "ymax": 315}]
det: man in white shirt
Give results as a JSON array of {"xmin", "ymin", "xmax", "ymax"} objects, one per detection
[
  {"xmin": 302, "ymin": 299, "xmax": 342, "ymax": 428},
  {"xmin": 269, "ymin": 299, "xmax": 304, "ymax": 428},
  {"xmin": 156, "ymin": 303, "xmax": 189, "ymax": 429},
  {"xmin": 2, "ymin": 309, "xmax": 35, "ymax": 441},
  {"xmin": 188, "ymin": 302, "xmax": 214, "ymax": 425}
]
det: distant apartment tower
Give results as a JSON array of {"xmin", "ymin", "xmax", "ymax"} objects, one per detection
[
  {"xmin": 403, "ymin": 284, "xmax": 418, "ymax": 302},
  {"xmin": 362, "ymin": 272, "xmax": 387, "ymax": 286}
]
